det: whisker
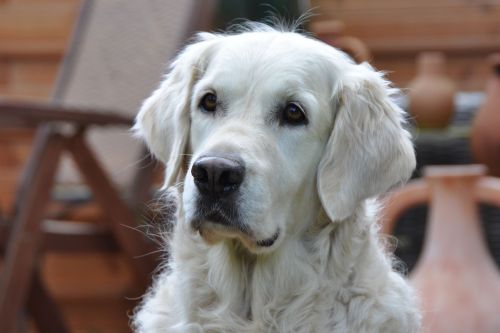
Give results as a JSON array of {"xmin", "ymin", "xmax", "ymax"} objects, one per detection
[
  {"xmin": 133, "ymin": 249, "xmax": 165, "ymax": 259},
  {"xmin": 120, "ymin": 223, "xmax": 160, "ymax": 243}
]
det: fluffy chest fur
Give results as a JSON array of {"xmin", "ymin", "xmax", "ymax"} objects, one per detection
[{"xmin": 133, "ymin": 203, "xmax": 419, "ymax": 333}]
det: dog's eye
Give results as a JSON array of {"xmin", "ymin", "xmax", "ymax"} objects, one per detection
[
  {"xmin": 200, "ymin": 93, "xmax": 217, "ymax": 112},
  {"xmin": 282, "ymin": 103, "xmax": 307, "ymax": 126}
]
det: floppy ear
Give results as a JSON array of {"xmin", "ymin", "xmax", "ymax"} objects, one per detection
[
  {"xmin": 133, "ymin": 34, "xmax": 217, "ymax": 188},
  {"xmin": 317, "ymin": 62, "xmax": 416, "ymax": 221}
]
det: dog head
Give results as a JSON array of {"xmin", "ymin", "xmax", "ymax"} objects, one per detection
[{"xmin": 134, "ymin": 25, "xmax": 415, "ymax": 254}]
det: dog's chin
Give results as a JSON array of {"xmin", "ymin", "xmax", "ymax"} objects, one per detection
[{"xmin": 193, "ymin": 219, "xmax": 281, "ymax": 254}]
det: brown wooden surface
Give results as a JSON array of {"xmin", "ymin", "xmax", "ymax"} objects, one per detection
[
  {"xmin": 312, "ymin": 0, "xmax": 500, "ymax": 53},
  {"xmin": 0, "ymin": 0, "xmax": 80, "ymax": 100},
  {"xmin": 28, "ymin": 270, "xmax": 69, "ymax": 333},
  {"xmin": 0, "ymin": 127, "xmax": 64, "ymax": 333},
  {"xmin": 56, "ymin": 296, "xmax": 133, "ymax": 333},
  {"xmin": 2, "ymin": 0, "xmax": 498, "ymax": 99},
  {"xmin": 43, "ymin": 253, "xmax": 134, "ymax": 300},
  {"xmin": 68, "ymin": 134, "xmax": 157, "ymax": 289},
  {"xmin": 0, "ymin": 128, "xmax": 34, "ymax": 214},
  {"xmin": 0, "ymin": 220, "xmax": 119, "ymax": 254},
  {"xmin": 311, "ymin": 0, "xmax": 500, "ymax": 90},
  {"xmin": 0, "ymin": 101, "xmax": 134, "ymax": 128},
  {"xmin": 0, "ymin": 127, "xmax": 151, "ymax": 332},
  {"xmin": 0, "ymin": 2, "xmax": 156, "ymax": 331}
]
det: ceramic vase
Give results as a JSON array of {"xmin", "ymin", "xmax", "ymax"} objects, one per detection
[
  {"xmin": 382, "ymin": 165, "xmax": 500, "ymax": 333},
  {"xmin": 470, "ymin": 54, "xmax": 500, "ymax": 177},
  {"xmin": 408, "ymin": 52, "xmax": 456, "ymax": 128}
]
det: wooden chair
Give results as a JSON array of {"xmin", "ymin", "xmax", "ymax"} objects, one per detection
[{"xmin": 0, "ymin": 1, "xmax": 216, "ymax": 332}]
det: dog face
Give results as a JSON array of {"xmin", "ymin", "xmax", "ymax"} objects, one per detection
[{"xmin": 135, "ymin": 27, "xmax": 415, "ymax": 254}]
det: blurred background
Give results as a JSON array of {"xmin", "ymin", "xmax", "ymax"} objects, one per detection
[{"xmin": 0, "ymin": 0, "xmax": 499, "ymax": 332}]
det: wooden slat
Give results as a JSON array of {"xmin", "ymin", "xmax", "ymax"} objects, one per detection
[
  {"xmin": 0, "ymin": 60, "xmax": 8, "ymax": 89},
  {"xmin": 27, "ymin": 270, "xmax": 69, "ymax": 333},
  {"xmin": 310, "ymin": 0, "xmax": 500, "ymax": 90},
  {"xmin": 0, "ymin": 128, "xmax": 34, "ymax": 213},
  {"xmin": 344, "ymin": 21, "xmax": 500, "ymax": 41},
  {"xmin": 11, "ymin": 60, "xmax": 60, "ymax": 87},
  {"xmin": 0, "ymin": 3, "xmax": 77, "ymax": 38},
  {"xmin": 314, "ymin": 0, "xmax": 500, "ymax": 14},
  {"xmin": 312, "ymin": 0, "xmax": 500, "ymax": 54},
  {"xmin": 0, "ymin": 127, "xmax": 64, "ymax": 333},
  {"xmin": 0, "ymin": 59, "xmax": 60, "ymax": 101},
  {"xmin": 366, "ymin": 36, "xmax": 500, "ymax": 55},
  {"xmin": 0, "ymin": 40, "xmax": 67, "ymax": 58},
  {"xmin": 0, "ymin": 2, "xmax": 78, "ymax": 57},
  {"xmin": 335, "ymin": 7, "xmax": 500, "ymax": 19}
]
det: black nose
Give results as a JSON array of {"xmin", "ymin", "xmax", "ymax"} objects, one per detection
[{"xmin": 191, "ymin": 156, "xmax": 245, "ymax": 196}]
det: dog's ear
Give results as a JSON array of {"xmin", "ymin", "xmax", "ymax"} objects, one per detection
[
  {"xmin": 317, "ymin": 62, "xmax": 415, "ymax": 221},
  {"xmin": 134, "ymin": 34, "xmax": 217, "ymax": 188}
]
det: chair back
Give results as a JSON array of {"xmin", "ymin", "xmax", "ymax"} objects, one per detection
[{"xmin": 53, "ymin": 0, "xmax": 215, "ymax": 186}]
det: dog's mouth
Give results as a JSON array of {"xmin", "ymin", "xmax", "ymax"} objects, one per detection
[
  {"xmin": 255, "ymin": 230, "xmax": 280, "ymax": 247},
  {"xmin": 196, "ymin": 222, "xmax": 280, "ymax": 249},
  {"xmin": 191, "ymin": 203, "xmax": 280, "ymax": 249}
]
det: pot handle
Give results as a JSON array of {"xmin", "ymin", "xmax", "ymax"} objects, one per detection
[
  {"xmin": 476, "ymin": 176, "xmax": 500, "ymax": 206},
  {"xmin": 380, "ymin": 179, "xmax": 430, "ymax": 234},
  {"xmin": 381, "ymin": 176, "xmax": 500, "ymax": 235}
]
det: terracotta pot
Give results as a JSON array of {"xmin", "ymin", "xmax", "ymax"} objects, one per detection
[
  {"xmin": 311, "ymin": 20, "xmax": 371, "ymax": 63},
  {"xmin": 408, "ymin": 52, "xmax": 456, "ymax": 128},
  {"xmin": 382, "ymin": 165, "xmax": 500, "ymax": 333},
  {"xmin": 470, "ymin": 54, "xmax": 500, "ymax": 177}
]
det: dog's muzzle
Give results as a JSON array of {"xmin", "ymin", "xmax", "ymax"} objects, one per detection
[
  {"xmin": 190, "ymin": 154, "xmax": 245, "ymax": 226},
  {"xmin": 190, "ymin": 155, "xmax": 279, "ymax": 248}
]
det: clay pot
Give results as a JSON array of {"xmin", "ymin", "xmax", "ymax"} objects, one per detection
[
  {"xmin": 382, "ymin": 165, "xmax": 500, "ymax": 333},
  {"xmin": 408, "ymin": 52, "xmax": 456, "ymax": 128},
  {"xmin": 470, "ymin": 54, "xmax": 500, "ymax": 177},
  {"xmin": 311, "ymin": 20, "xmax": 371, "ymax": 63}
]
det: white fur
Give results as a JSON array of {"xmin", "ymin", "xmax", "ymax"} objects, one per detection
[{"xmin": 133, "ymin": 24, "xmax": 420, "ymax": 333}]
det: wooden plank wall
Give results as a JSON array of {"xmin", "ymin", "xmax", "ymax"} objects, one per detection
[
  {"xmin": 311, "ymin": 0, "xmax": 500, "ymax": 90},
  {"xmin": 0, "ymin": 0, "xmax": 79, "ymax": 100},
  {"xmin": 0, "ymin": 0, "xmax": 79, "ymax": 228},
  {"xmin": 1, "ymin": 0, "xmax": 498, "ymax": 97},
  {"xmin": 8, "ymin": 0, "xmax": 496, "ymax": 212}
]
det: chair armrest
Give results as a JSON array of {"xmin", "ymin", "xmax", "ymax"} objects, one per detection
[{"xmin": 0, "ymin": 100, "xmax": 133, "ymax": 128}]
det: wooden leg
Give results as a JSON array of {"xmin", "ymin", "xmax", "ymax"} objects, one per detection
[
  {"xmin": 0, "ymin": 127, "xmax": 64, "ymax": 333},
  {"xmin": 68, "ymin": 134, "xmax": 156, "ymax": 289},
  {"xmin": 28, "ymin": 269, "xmax": 69, "ymax": 333}
]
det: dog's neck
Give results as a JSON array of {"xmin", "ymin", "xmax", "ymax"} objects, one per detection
[{"xmin": 169, "ymin": 201, "xmax": 389, "ymax": 330}]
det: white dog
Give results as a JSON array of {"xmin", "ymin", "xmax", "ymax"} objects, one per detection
[{"xmin": 132, "ymin": 23, "xmax": 421, "ymax": 333}]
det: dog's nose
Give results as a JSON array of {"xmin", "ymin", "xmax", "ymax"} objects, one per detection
[{"xmin": 191, "ymin": 156, "xmax": 245, "ymax": 196}]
